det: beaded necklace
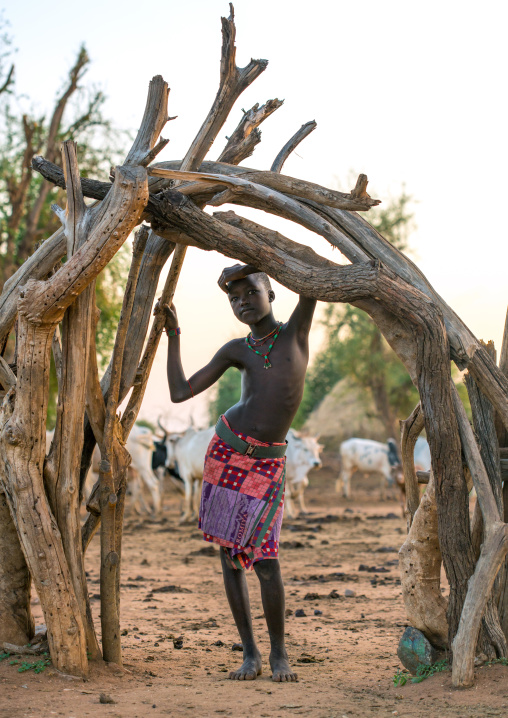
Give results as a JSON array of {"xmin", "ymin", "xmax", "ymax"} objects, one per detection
[
  {"xmin": 248, "ymin": 324, "xmax": 279, "ymax": 345},
  {"xmin": 245, "ymin": 322, "xmax": 282, "ymax": 369}
]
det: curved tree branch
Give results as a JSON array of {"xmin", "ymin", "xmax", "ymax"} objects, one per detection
[{"xmin": 271, "ymin": 120, "xmax": 317, "ymax": 173}]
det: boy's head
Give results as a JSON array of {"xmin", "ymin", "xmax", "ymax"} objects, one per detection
[{"xmin": 226, "ymin": 273, "xmax": 275, "ymax": 325}]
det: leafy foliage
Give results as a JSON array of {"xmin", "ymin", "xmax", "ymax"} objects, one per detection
[
  {"xmin": 486, "ymin": 657, "xmax": 508, "ymax": 667},
  {"xmin": 0, "ymin": 39, "xmax": 125, "ymax": 276},
  {"xmin": 17, "ymin": 657, "xmax": 51, "ymax": 673},
  {"xmin": 393, "ymin": 659, "xmax": 448, "ymax": 686},
  {"xmin": 0, "ymin": 23, "xmax": 130, "ymax": 423},
  {"xmin": 392, "ymin": 669, "xmax": 408, "ymax": 686},
  {"xmin": 1, "ymin": 649, "xmax": 51, "ymax": 673},
  {"xmin": 411, "ymin": 659, "xmax": 449, "ymax": 683}
]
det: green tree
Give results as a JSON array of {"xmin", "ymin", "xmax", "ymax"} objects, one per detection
[
  {"xmin": 0, "ymin": 45, "xmax": 122, "ymax": 283},
  {"xmin": 0, "ymin": 27, "xmax": 129, "ymax": 424},
  {"xmin": 0, "ymin": 14, "xmax": 15, "ymax": 98}
]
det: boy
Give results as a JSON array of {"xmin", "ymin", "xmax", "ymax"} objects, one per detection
[{"xmin": 159, "ymin": 263, "xmax": 316, "ymax": 682}]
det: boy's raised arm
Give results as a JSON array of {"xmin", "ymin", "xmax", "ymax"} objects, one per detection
[
  {"xmin": 287, "ymin": 294, "xmax": 317, "ymax": 343},
  {"xmin": 156, "ymin": 301, "xmax": 235, "ymax": 403}
]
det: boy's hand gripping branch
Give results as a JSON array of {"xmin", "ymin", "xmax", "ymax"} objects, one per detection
[{"xmin": 154, "ymin": 299, "xmax": 179, "ymax": 335}]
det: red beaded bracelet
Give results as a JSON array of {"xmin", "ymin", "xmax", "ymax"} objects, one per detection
[{"xmin": 165, "ymin": 327, "xmax": 181, "ymax": 337}]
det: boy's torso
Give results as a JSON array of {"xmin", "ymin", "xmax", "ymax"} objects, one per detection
[{"xmin": 224, "ymin": 322, "xmax": 309, "ymax": 442}]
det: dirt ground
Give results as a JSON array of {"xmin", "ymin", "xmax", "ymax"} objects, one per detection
[{"xmin": 1, "ymin": 464, "xmax": 507, "ymax": 718}]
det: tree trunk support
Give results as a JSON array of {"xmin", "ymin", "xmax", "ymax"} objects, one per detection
[{"xmin": 400, "ymin": 402, "xmax": 425, "ymax": 527}]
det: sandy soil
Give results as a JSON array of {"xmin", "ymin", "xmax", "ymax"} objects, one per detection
[{"xmin": 1, "ymin": 465, "xmax": 507, "ymax": 718}]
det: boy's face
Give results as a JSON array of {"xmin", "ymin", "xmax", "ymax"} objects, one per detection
[{"xmin": 227, "ymin": 275, "xmax": 274, "ymax": 326}]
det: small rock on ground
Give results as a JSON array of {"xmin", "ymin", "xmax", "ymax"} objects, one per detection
[{"xmin": 397, "ymin": 626, "xmax": 439, "ymax": 675}]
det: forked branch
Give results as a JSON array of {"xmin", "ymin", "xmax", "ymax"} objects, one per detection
[
  {"xmin": 218, "ymin": 98, "xmax": 284, "ymax": 164},
  {"xmin": 179, "ymin": 4, "xmax": 268, "ymax": 172}
]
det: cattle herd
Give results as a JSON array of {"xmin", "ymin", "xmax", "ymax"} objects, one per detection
[{"xmin": 46, "ymin": 424, "xmax": 431, "ymax": 522}]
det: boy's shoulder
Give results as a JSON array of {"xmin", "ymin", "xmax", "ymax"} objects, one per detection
[{"xmin": 218, "ymin": 336, "xmax": 245, "ymax": 356}]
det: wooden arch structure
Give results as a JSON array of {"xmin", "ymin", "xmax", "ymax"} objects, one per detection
[{"xmin": 0, "ymin": 5, "xmax": 507, "ymax": 688}]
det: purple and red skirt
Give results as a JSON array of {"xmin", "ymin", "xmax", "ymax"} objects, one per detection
[{"xmin": 198, "ymin": 416, "xmax": 286, "ymax": 570}]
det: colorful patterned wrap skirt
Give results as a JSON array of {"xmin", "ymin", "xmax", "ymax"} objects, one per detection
[{"xmin": 198, "ymin": 416, "xmax": 286, "ymax": 570}]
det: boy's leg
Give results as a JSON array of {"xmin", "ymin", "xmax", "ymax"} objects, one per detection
[
  {"xmin": 220, "ymin": 548, "xmax": 262, "ymax": 680},
  {"xmin": 253, "ymin": 558, "xmax": 298, "ymax": 682}
]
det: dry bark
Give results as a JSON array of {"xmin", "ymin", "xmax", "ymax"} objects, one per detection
[
  {"xmin": 452, "ymin": 522, "xmax": 508, "ymax": 686},
  {"xmin": 400, "ymin": 403, "xmax": 425, "ymax": 526},
  {"xmin": 179, "ymin": 5, "xmax": 267, "ymax": 172},
  {"xmin": 0, "ymin": 362, "xmax": 30, "ymax": 647},
  {"xmin": 218, "ymin": 98, "xmax": 283, "ymax": 164},
  {"xmin": 43, "ymin": 141, "xmax": 101, "ymax": 660},
  {"xmin": 0, "ymin": 228, "xmax": 68, "ymax": 353},
  {"xmin": 450, "ymin": 385, "xmax": 508, "ymax": 686},
  {"xmin": 24, "ymin": 154, "xmax": 508, "ymax": 435},
  {"xmin": 494, "ymin": 310, "xmax": 508, "ymax": 638},
  {"xmin": 0, "ymin": 489, "xmax": 33, "ymax": 645},
  {"xmin": 399, "ymin": 472, "xmax": 448, "ymax": 648},
  {"xmin": 98, "ymin": 226, "xmax": 148, "ymax": 664},
  {"xmin": 464, "ymin": 368, "xmax": 506, "ymax": 660},
  {"xmin": 148, "ymin": 166, "xmax": 381, "ymax": 213},
  {"xmin": 17, "ymin": 50, "xmax": 89, "ymax": 261},
  {"xmin": 0, "ymin": 151, "xmax": 148, "ymax": 676},
  {"xmin": 79, "ymin": 228, "xmax": 175, "ymax": 500},
  {"xmin": 121, "ymin": 243, "xmax": 187, "ymax": 437},
  {"xmin": 271, "ymin": 120, "xmax": 317, "ymax": 173}
]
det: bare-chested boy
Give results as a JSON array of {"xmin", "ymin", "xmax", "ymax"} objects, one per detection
[{"xmin": 158, "ymin": 263, "xmax": 316, "ymax": 682}]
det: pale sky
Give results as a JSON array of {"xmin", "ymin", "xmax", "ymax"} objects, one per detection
[{"xmin": 4, "ymin": 0, "xmax": 508, "ymax": 427}]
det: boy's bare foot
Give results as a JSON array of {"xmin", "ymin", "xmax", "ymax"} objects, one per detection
[
  {"xmin": 270, "ymin": 652, "xmax": 298, "ymax": 682},
  {"xmin": 229, "ymin": 652, "xmax": 263, "ymax": 681}
]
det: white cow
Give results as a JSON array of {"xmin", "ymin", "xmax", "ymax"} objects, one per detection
[
  {"xmin": 392, "ymin": 436, "xmax": 432, "ymax": 505},
  {"xmin": 83, "ymin": 426, "xmax": 161, "ymax": 514},
  {"xmin": 413, "ymin": 436, "xmax": 431, "ymax": 472},
  {"xmin": 164, "ymin": 426, "xmax": 215, "ymax": 523},
  {"xmin": 337, "ymin": 437, "xmax": 402, "ymax": 499},
  {"xmin": 165, "ymin": 426, "xmax": 323, "ymax": 523},
  {"xmin": 284, "ymin": 430, "xmax": 323, "ymax": 519}
]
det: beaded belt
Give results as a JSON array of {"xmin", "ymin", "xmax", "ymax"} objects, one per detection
[{"xmin": 215, "ymin": 416, "xmax": 287, "ymax": 459}]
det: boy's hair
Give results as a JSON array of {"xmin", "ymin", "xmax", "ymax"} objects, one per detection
[{"xmin": 227, "ymin": 272, "xmax": 272, "ymax": 293}]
